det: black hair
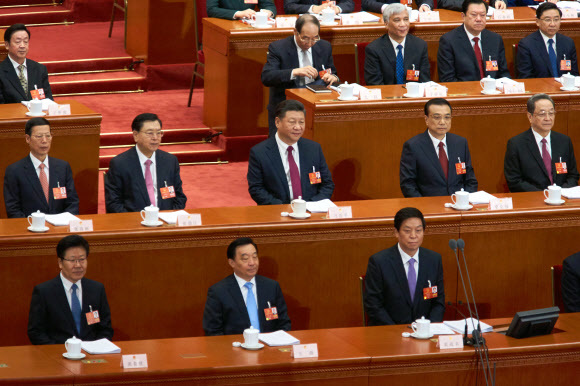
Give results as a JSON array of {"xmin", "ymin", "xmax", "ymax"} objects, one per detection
[
  {"xmin": 462, "ymin": 0, "xmax": 488, "ymax": 14},
  {"xmin": 57, "ymin": 235, "xmax": 90, "ymax": 259},
  {"xmin": 4, "ymin": 24, "xmax": 30, "ymax": 43},
  {"xmin": 25, "ymin": 117, "xmax": 50, "ymax": 136},
  {"xmin": 227, "ymin": 237, "xmax": 258, "ymax": 260},
  {"xmin": 131, "ymin": 113, "xmax": 162, "ymax": 132},
  {"xmin": 394, "ymin": 207, "xmax": 426, "ymax": 231},
  {"xmin": 275, "ymin": 99, "xmax": 305, "ymax": 119},
  {"xmin": 295, "ymin": 14, "xmax": 320, "ymax": 34},
  {"xmin": 424, "ymin": 98, "xmax": 452, "ymax": 116}
]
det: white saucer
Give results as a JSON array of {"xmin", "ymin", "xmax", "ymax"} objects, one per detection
[
  {"xmin": 289, "ymin": 212, "xmax": 311, "ymax": 219},
  {"xmin": 253, "ymin": 24, "xmax": 273, "ymax": 29},
  {"xmin": 28, "ymin": 226, "xmax": 49, "ymax": 233},
  {"xmin": 410, "ymin": 332, "xmax": 434, "ymax": 340},
  {"xmin": 141, "ymin": 220, "xmax": 163, "ymax": 227},
  {"xmin": 560, "ymin": 86, "xmax": 579, "ymax": 91},
  {"xmin": 25, "ymin": 112, "xmax": 46, "ymax": 117},
  {"xmin": 320, "ymin": 21, "xmax": 338, "ymax": 26},
  {"xmin": 403, "ymin": 93, "xmax": 423, "ymax": 98},
  {"xmin": 545, "ymin": 198, "xmax": 565, "ymax": 205},
  {"xmin": 337, "ymin": 95, "xmax": 358, "ymax": 101},
  {"xmin": 241, "ymin": 342, "xmax": 264, "ymax": 350},
  {"xmin": 481, "ymin": 89, "xmax": 501, "ymax": 95},
  {"xmin": 451, "ymin": 204, "xmax": 473, "ymax": 211},
  {"xmin": 63, "ymin": 352, "xmax": 86, "ymax": 360}
]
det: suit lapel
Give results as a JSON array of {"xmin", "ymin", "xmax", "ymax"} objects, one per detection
[
  {"xmin": 413, "ymin": 251, "xmax": 428, "ymax": 309},
  {"xmin": 297, "ymin": 139, "xmax": 311, "ymax": 195},
  {"xmin": 255, "ymin": 276, "xmax": 268, "ymax": 329},
  {"xmin": 52, "ymin": 276, "xmax": 78, "ymax": 336},
  {"xmin": 47, "ymin": 157, "xmax": 57, "ymax": 211},
  {"xmin": 1, "ymin": 58, "xmax": 27, "ymax": 99},
  {"xmin": 459, "ymin": 26, "xmax": 481, "ymax": 76},
  {"xmin": 23, "ymin": 156, "xmax": 49, "ymax": 210},
  {"xmin": 265, "ymin": 138, "xmax": 291, "ymax": 199},
  {"xmin": 382, "ymin": 35, "xmax": 397, "ymax": 67},
  {"xmin": 418, "ymin": 131, "xmax": 446, "ymax": 183},
  {"xmin": 390, "ymin": 248, "xmax": 413, "ymax": 307},
  {"xmin": 130, "ymin": 147, "xmax": 152, "ymax": 206},
  {"xmin": 446, "ymin": 135, "xmax": 459, "ymax": 184},
  {"xmin": 227, "ymin": 275, "xmax": 251, "ymax": 326},
  {"xmin": 525, "ymin": 129, "xmax": 550, "ymax": 180},
  {"xmin": 533, "ymin": 31, "xmax": 552, "ymax": 72},
  {"xmin": 155, "ymin": 152, "xmax": 167, "ymax": 209}
]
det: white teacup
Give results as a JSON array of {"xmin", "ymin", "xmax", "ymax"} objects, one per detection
[
  {"xmin": 411, "ymin": 316, "xmax": 431, "ymax": 338},
  {"xmin": 252, "ymin": 11, "xmax": 269, "ymax": 27},
  {"xmin": 243, "ymin": 326, "xmax": 260, "ymax": 347},
  {"xmin": 544, "ymin": 184, "xmax": 562, "ymax": 202},
  {"xmin": 140, "ymin": 205, "xmax": 159, "ymax": 224},
  {"xmin": 406, "ymin": 82, "xmax": 423, "ymax": 97},
  {"xmin": 29, "ymin": 99, "xmax": 43, "ymax": 115},
  {"xmin": 451, "ymin": 188, "xmax": 470, "ymax": 208},
  {"xmin": 339, "ymin": 83, "xmax": 354, "ymax": 99},
  {"xmin": 321, "ymin": 8, "xmax": 335, "ymax": 24},
  {"xmin": 27, "ymin": 210, "xmax": 45, "ymax": 230},
  {"xmin": 480, "ymin": 76, "xmax": 496, "ymax": 93},
  {"xmin": 562, "ymin": 73, "xmax": 576, "ymax": 89},
  {"xmin": 65, "ymin": 336, "xmax": 82, "ymax": 356},
  {"xmin": 291, "ymin": 197, "xmax": 307, "ymax": 216}
]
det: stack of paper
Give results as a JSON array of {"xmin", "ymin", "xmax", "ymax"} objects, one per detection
[
  {"xmin": 469, "ymin": 191, "xmax": 497, "ymax": 205},
  {"xmin": 555, "ymin": 77, "xmax": 580, "ymax": 88},
  {"xmin": 444, "ymin": 318, "xmax": 493, "ymax": 335},
  {"xmin": 429, "ymin": 323, "xmax": 457, "ymax": 335},
  {"xmin": 259, "ymin": 330, "xmax": 300, "ymax": 346},
  {"xmin": 45, "ymin": 212, "xmax": 80, "ymax": 226},
  {"xmin": 306, "ymin": 199, "xmax": 337, "ymax": 213},
  {"xmin": 562, "ymin": 186, "xmax": 580, "ymax": 199},
  {"xmin": 81, "ymin": 338, "xmax": 121, "ymax": 354},
  {"xmin": 351, "ymin": 11, "xmax": 380, "ymax": 23},
  {"xmin": 158, "ymin": 210, "xmax": 190, "ymax": 225}
]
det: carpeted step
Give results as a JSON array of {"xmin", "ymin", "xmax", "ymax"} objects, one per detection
[
  {"xmin": 99, "ymin": 143, "xmax": 227, "ymax": 169},
  {"xmin": 100, "ymin": 128, "xmax": 214, "ymax": 147},
  {"xmin": 44, "ymin": 57, "xmax": 134, "ymax": 74},
  {"xmin": 50, "ymin": 71, "xmax": 145, "ymax": 95},
  {"xmin": 0, "ymin": 6, "xmax": 72, "ymax": 26}
]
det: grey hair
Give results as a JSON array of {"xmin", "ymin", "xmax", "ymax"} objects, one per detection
[
  {"xmin": 383, "ymin": 3, "xmax": 408, "ymax": 22},
  {"xmin": 527, "ymin": 93, "xmax": 555, "ymax": 114}
]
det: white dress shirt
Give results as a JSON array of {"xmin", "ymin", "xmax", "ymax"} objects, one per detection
[
  {"xmin": 398, "ymin": 243, "xmax": 419, "ymax": 278},
  {"xmin": 9, "ymin": 56, "xmax": 27, "ymax": 82},
  {"xmin": 532, "ymin": 129, "xmax": 552, "ymax": 158},
  {"xmin": 290, "ymin": 35, "xmax": 314, "ymax": 81},
  {"xmin": 464, "ymin": 26, "xmax": 482, "ymax": 51},
  {"xmin": 389, "ymin": 36, "xmax": 406, "ymax": 58},
  {"xmin": 428, "ymin": 131, "xmax": 448, "ymax": 159},
  {"xmin": 539, "ymin": 30, "xmax": 557, "ymax": 56},
  {"xmin": 234, "ymin": 273, "xmax": 258, "ymax": 308},
  {"xmin": 60, "ymin": 272, "xmax": 82, "ymax": 311},
  {"xmin": 136, "ymin": 146, "xmax": 158, "ymax": 206},
  {"xmin": 275, "ymin": 132, "xmax": 301, "ymax": 199},
  {"xmin": 29, "ymin": 153, "xmax": 49, "ymax": 185}
]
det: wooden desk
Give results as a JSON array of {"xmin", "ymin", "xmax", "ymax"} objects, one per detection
[
  {"xmin": 0, "ymin": 345, "xmax": 73, "ymax": 385},
  {"xmin": 0, "ymin": 192, "xmax": 577, "ymax": 346},
  {"xmin": 288, "ymin": 78, "xmax": 580, "ymax": 200},
  {"xmin": 202, "ymin": 8, "xmax": 580, "ymax": 136},
  {"xmin": 0, "ymin": 101, "xmax": 101, "ymax": 216}
]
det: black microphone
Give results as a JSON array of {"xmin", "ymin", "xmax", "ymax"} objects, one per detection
[
  {"xmin": 449, "ymin": 239, "xmax": 477, "ymax": 345},
  {"xmin": 449, "ymin": 239, "xmax": 457, "ymax": 251},
  {"xmin": 447, "ymin": 301, "xmax": 469, "ymax": 344}
]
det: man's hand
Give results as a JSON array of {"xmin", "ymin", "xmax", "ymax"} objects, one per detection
[
  {"xmin": 418, "ymin": 4, "xmax": 430, "ymax": 12},
  {"xmin": 312, "ymin": 2, "xmax": 331, "ymax": 13},
  {"xmin": 293, "ymin": 66, "xmax": 319, "ymax": 79},
  {"xmin": 234, "ymin": 9, "xmax": 256, "ymax": 19},
  {"xmin": 322, "ymin": 73, "xmax": 338, "ymax": 85},
  {"xmin": 547, "ymin": 0, "xmax": 558, "ymax": 3},
  {"xmin": 494, "ymin": 0, "xmax": 506, "ymax": 9},
  {"xmin": 331, "ymin": 5, "xmax": 341, "ymax": 14},
  {"xmin": 262, "ymin": 9, "xmax": 274, "ymax": 17}
]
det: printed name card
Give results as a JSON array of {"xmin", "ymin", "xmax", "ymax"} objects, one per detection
[
  {"xmin": 359, "ymin": 88, "xmax": 382, "ymax": 100},
  {"xmin": 48, "ymin": 104, "xmax": 71, "ymax": 116},
  {"xmin": 292, "ymin": 343, "xmax": 318, "ymax": 358},
  {"xmin": 177, "ymin": 213, "xmax": 202, "ymax": 227},
  {"xmin": 418, "ymin": 11, "xmax": 440, "ymax": 22},
  {"xmin": 503, "ymin": 82, "xmax": 525, "ymax": 94},
  {"xmin": 493, "ymin": 9, "xmax": 514, "ymax": 20},
  {"xmin": 327, "ymin": 206, "xmax": 352, "ymax": 219},
  {"xmin": 122, "ymin": 354, "xmax": 148, "ymax": 369},
  {"xmin": 488, "ymin": 197, "xmax": 513, "ymax": 211},
  {"xmin": 276, "ymin": 16, "xmax": 296, "ymax": 28},
  {"xmin": 424, "ymin": 86, "xmax": 447, "ymax": 97},
  {"xmin": 438, "ymin": 334, "xmax": 464, "ymax": 350},
  {"xmin": 69, "ymin": 219, "xmax": 94, "ymax": 232},
  {"xmin": 561, "ymin": 8, "xmax": 578, "ymax": 19},
  {"xmin": 341, "ymin": 14, "xmax": 360, "ymax": 25}
]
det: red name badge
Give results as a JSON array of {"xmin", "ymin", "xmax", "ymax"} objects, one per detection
[
  {"xmin": 486, "ymin": 60, "xmax": 498, "ymax": 72},
  {"xmin": 561, "ymin": 60, "xmax": 572, "ymax": 71},
  {"xmin": 160, "ymin": 186, "xmax": 176, "ymax": 199},
  {"xmin": 455, "ymin": 162, "xmax": 466, "ymax": 175},
  {"xmin": 53, "ymin": 187, "xmax": 67, "ymax": 199},
  {"xmin": 30, "ymin": 88, "xmax": 45, "ymax": 100},
  {"xmin": 556, "ymin": 162, "xmax": 568, "ymax": 174},
  {"xmin": 318, "ymin": 68, "xmax": 331, "ymax": 78},
  {"xmin": 423, "ymin": 285, "xmax": 438, "ymax": 300},
  {"xmin": 406, "ymin": 70, "xmax": 420, "ymax": 81},
  {"xmin": 264, "ymin": 306, "xmax": 278, "ymax": 320},
  {"xmin": 400, "ymin": 0, "xmax": 412, "ymax": 5},
  {"xmin": 86, "ymin": 310, "xmax": 100, "ymax": 325},
  {"xmin": 309, "ymin": 171, "xmax": 321, "ymax": 184}
]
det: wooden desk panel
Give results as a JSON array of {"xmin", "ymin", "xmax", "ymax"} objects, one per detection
[
  {"xmin": 0, "ymin": 101, "xmax": 101, "ymax": 216},
  {"xmin": 0, "ymin": 346, "xmax": 73, "ymax": 385}
]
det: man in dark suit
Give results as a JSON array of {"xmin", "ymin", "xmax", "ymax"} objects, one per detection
[
  {"xmin": 203, "ymin": 237, "xmax": 291, "ymax": 336},
  {"xmin": 362, "ymin": 0, "xmax": 432, "ymax": 13},
  {"xmin": 437, "ymin": 0, "xmax": 510, "ymax": 82},
  {"xmin": 4, "ymin": 117, "xmax": 79, "ymax": 218},
  {"xmin": 105, "ymin": 113, "xmax": 187, "ymax": 213},
  {"xmin": 0, "ymin": 24, "xmax": 52, "ymax": 104},
  {"xmin": 262, "ymin": 15, "xmax": 338, "ymax": 137},
  {"xmin": 207, "ymin": 0, "xmax": 275, "ymax": 20},
  {"xmin": 365, "ymin": 4, "xmax": 430, "ymax": 86},
  {"xmin": 28, "ymin": 235, "xmax": 113, "ymax": 345},
  {"xmin": 516, "ymin": 3, "xmax": 578, "ymax": 79},
  {"xmin": 285, "ymin": 0, "xmax": 354, "ymax": 15},
  {"xmin": 562, "ymin": 252, "xmax": 580, "ymax": 313},
  {"xmin": 364, "ymin": 207, "xmax": 445, "ymax": 325},
  {"xmin": 247, "ymin": 100, "xmax": 334, "ymax": 205},
  {"xmin": 505, "ymin": 94, "xmax": 579, "ymax": 192},
  {"xmin": 400, "ymin": 99, "xmax": 478, "ymax": 197}
]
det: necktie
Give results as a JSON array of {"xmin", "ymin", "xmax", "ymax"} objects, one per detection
[
  {"xmin": 541, "ymin": 138, "xmax": 553, "ymax": 184},
  {"xmin": 408, "ymin": 258, "xmax": 417, "ymax": 302},
  {"xmin": 144, "ymin": 159, "xmax": 156, "ymax": 206},
  {"xmin": 18, "ymin": 64, "xmax": 27, "ymax": 95},
  {"xmin": 287, "ymin": 146, "xmax": 302, "ymax": 199},
  {"xmin": 472, "ymin": 37, "xmax": 485, "ymax": 79},
  {"xmin": 244, "ymin": 282, "xmax": 260, "ymax": 331},
  {"xmin": 396, "ymin": 44, "xmax": 404, "ymax": 85},
  {"xmin": 71, "ymin": 283, "xmax": 82, "ymax": 335},
  {"xmin": 438, "ymin": 142, "xmax": 448, "ymax": 180},
  {"xmin": 548, "ymin": 39, "xmax": 558, "ymax": 78},
  {"xmin": 39, "ymin": 163, "xmax": 49, "ymax": 203},
  {"xmin": 301, "ymin": 49, "xmax": 312, "ymax": 86}
]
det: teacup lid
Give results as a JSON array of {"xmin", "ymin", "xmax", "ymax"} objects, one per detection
[
  {"xmin": 66, "ymin": 336, "xmax": 81, "ymax": 344},
  {"xmin": 245, "ymin": 326, "xmax": 259, "ymax": 333}
]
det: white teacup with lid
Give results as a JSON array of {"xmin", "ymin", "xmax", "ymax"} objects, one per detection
[
  {"xmin": 65, "ymin": 336, "xmax": 82, "ymax": 356},
  {"xmin": 27, "ymin": 210, "xmax": 46, "ymax": 230},
  {"xmin": 411, "ymin": 316, "xmax": 431, "ymax": 338},
  {"xmin": 243, "ymin": 326, "xmax": 260, "ymax": 347},
  {"xmin": 544, "ymin": 184, "xmax": 562, "ymax": 203},
  {"xmin": 480, "ymin": 76, "xmax": 496, "ymax": 94},
  {"xmin": 451, "ymin": 188, "xmax": 470, "ymax": 209},
  {"xmin": 291, "ymin": 196, "xmax": 307, "ymax": 216}
]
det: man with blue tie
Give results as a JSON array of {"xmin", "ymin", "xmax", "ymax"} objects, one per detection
[
  {"xmin": 27, "ymin": 235, "xmax": 113, "ymax": 345},
  {"xmin": 516, "ymin": 2, "xmax": 578, "ymax": 79},
  {"xmin": 203, "ymin": 237, "xmax": 291, "ymax": 336}
]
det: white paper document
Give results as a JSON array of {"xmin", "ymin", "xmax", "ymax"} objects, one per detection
[
  {"xmin": 259, "ymin": 330, "xmax": 300, "ymax": 346},
  {"xmin": 158, "ymin": 210, "xmax": 190, "ymax": 225},
  {"xmin": 562, "ymin": 186, "xmax": 580, "ymax": 199},
  {"xmin": 350, "ymin": 11, "xmax": 380, "ymax": 23},
  {"xmin": 306, "ymin": 199, "xmax": 337, "ymax": 213},
  {"xmin": 444, "ymin": 318, "xmax": 493, "ymax": 335},
  {"xmin": 81, "ymin": 338, "xmax": 121, "ymax": 354},
  {"xmin": 430, "ymin": 323, "xmax": 457, "ymax": 335},
  {"xmin": 45, "ymin": 212, "xmax": 80, "ymax": 226},
  {"xmin": 469, "ymin": 191, "xmax": 498, "ymax": 205}
]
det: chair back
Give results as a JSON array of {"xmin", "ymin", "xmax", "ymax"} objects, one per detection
[
  {"xmin": 552, "ymin": 265, "xmax": 565, "ymax": 312},
  {"xmin": 354, "ymin": 42, "xmax": 370, "ymax": 85},
  {"xmin": 359, "ymin": 275, "xmax": 369, "ymax": 326}
]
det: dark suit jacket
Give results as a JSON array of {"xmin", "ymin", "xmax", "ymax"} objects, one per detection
[
  {"xmin": 517, "ymin": 31, "xmax": 579, "ymax": 79},
  {"xmin": 400, "ymin": 131, "xmax": 478, "ymax": 197},
  {"xmin": 104, "ymin": 147, "xmax": 187, "ymax": 213},
  {"xmin": 28, "ymin": 275, "xmax": 113, "ymax": 345},
  {"xmin": 436, "ymin": 0, "xmax": 463, "ymax": 11},
  {"xmin": 490, "ymin": 0, "xmax": 536, "ymax": 6},
  {"xmin": 361, "ymin": 0, "xmax": 433, "ymax": 13},
  {"xmin": 284, "ymin": 0, "xmax": 354, "ymax": 14},
  {"xmin": 203, "ymin": 274, "xmax": 291, "ymax": 336},
  {"xmin": 207, "ymin": 0, "xmax": 276, "ymax": 19},
  {"xmin": 364, "ymin": 244, "xmax": 445, "ymax": 325},
  {"xmin": 365, "ymin": 34, "xmax": 430, "ymax": 86},
  {"xmin": 4, "ymin": 155, "xmax": 79, "ymax": 218},
  {"xmin": 247, "ymin": 137, "xmax": 334, "ymax": 205},
  {"xmin": 504, "ymin": 128, "xmax": 579, "ymax": 192},
  {"xmin": 0, "ymin": 57, "xmax": 53, "ymax": 104},
  {"xmin": 562, "ymin": 252, "xmax": 580, "ymax": 313},
  {"xmin": 262, "ymin": 36, "xmax": 337, "ymax": 115},
  {"xmin": 438, "ymin": 25, "xmax": 510, "ymax": 82}
]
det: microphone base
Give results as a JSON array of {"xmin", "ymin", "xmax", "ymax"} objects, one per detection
[{"xmin": 464, "ymin": 336, "xmax": 486, "ymax": 347}]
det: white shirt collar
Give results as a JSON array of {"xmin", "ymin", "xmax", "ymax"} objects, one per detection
[
  {"xmin": 135, "ymin": 145, "xmax": 156, "ymax": 166},
  {"xmin": 293, "ymin": 35, "xmax": 311, "ymax": 55},
  {"xmin": 275, "ymin": 132, "xmax": 297, "ymax": 151},
  {"xmin": 464, "ymin": 25, "xmax": 481, "ymax": 42},
  {"xmin": 29, "ymin": 153, "xmax": 49, "ymax": 170},
  {"xmin": 234, "ymin": 272, "xmax": 256, "ymax": 289},
  {"xmin": 398, "ymin": 243, "xmax": 419, "ymax": 264},
  {"xmin": 539, "ymin": 30, "xmax": 556, "ymax": 47},
  {"xmin": 60, "ymin": 271, "xmax": 82, "ymax": 290},
  {"xmin": 8, "ymin": 55, "xmax": 26, "ymax": 71},
  {"xmin": 427, "ymin": 130, "xmax": 447, "ymax": 150},
  {"xmin": 532, "ymin": 128, "xmax": 551, "ymax": 146},
  {"xmin": 388, "ymin": 35, "xmax": 406, "ymax": 52}
]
